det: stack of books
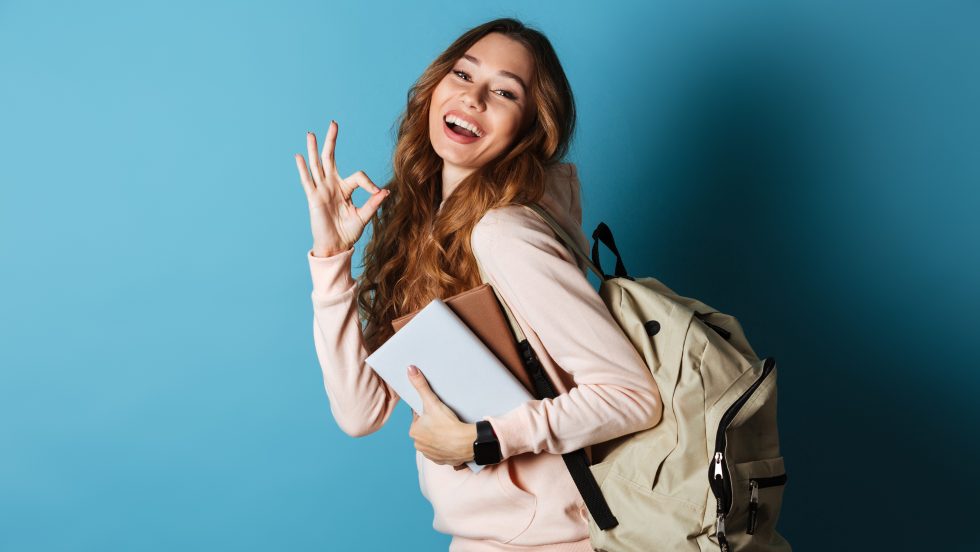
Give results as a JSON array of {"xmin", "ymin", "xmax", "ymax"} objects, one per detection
[{"xmin": 364, "ymin": 284, "xmax": 536, "ymax": 472}]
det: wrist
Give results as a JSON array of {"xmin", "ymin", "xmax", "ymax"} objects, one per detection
[
  {"xmin": 464, "ymin": 423, "xmax": 478, "ymax": 461},
  {"xmin": 473, "ymin": 420, "xmax": 502, "ymax": 465},
  {"xmin": 312, "ymin": 244, "xmax": 350, "ymax": 258}
]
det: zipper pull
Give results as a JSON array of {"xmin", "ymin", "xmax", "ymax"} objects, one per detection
[
  {"xmin": 747, "ymin": 479, "xmax": 759, "ymax": 534},
  {"xmin": 713, "ymin": 452, "xmax": 724, "ymax": 480},
  {"xmin": 716, "ymin": 514, "xmax": 730, "ymax": 551}
]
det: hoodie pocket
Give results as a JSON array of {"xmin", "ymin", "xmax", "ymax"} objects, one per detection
[{"xmin": 416, "ymin": 451, "xmax": 536, "ymax": 543}]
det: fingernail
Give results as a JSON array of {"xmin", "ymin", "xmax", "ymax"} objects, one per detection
[{"xmin": 408, "ymin": 365, "xmax": 419, "ymax": 375}]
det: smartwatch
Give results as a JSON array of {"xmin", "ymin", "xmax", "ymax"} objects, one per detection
[{"xmin": 473, "ymin": 420, "xmax": 502, "ymax": 465}]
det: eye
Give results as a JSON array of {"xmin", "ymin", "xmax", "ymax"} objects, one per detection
[{"xmin": 451, "ymin": 69, "xmax": 519, "ymax": 101}]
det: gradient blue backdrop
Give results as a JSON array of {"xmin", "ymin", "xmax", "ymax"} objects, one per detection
[{"xmin": 2, "ymin": 1, "xmax": 977, "ymax": 550}]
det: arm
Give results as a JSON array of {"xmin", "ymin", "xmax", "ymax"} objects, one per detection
[
  {"xmin": 471, "ymin": 208, "xmax": 663, "ymax": 460},
  {"xmin": 309, "ymin": 245, "xmax": 400, "ymax": 437}
]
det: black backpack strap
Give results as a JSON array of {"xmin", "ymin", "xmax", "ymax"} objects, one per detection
[
  {"xmin": 517, "ymin": 340, "xmax": 619, "ymax": 530},
  {"xmin": 591, "ymin": 222, "xmax": 631, "ymax": 280},
  {"xmin": 477, "ymin": 202, "xmax": 620, "ymax": 530}
]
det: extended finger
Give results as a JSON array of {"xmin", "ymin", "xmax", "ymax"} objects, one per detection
[
  {"xmin": 294, "ymin": 154, "xmax": 316, "ymax": 198},
  {"xmin": 320, "ymin": 120, "xmax": 339, "ymax": 179},
  {"xmin": 307, "ymin": 132, "xmax": 324, "ymax": 185}
]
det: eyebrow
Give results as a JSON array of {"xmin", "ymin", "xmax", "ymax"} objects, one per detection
[{"xmin": 462, "ymin": 54, "xmax": 528, "ymax": 94}]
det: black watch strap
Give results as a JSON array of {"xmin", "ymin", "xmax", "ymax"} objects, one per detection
[{"xmin": 473, "ymin": 420, "xmax": 502, "ymax": 465}]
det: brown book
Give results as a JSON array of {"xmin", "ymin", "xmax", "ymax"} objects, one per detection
[{"xmin": 391, "ymin": 283, "xmax": 534, "ymax": 394}]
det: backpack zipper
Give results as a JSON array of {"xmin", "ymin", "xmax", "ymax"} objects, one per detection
[
  {"xmin": 747, "ymin": 473, "xmax": 787, "ymax": 534},
  {"xmin": 707, "ymin": 356, "xmax": 776, "ymax": 549},
  {"xmin": 711, "ymin": 451, "xmax": 731, "ymax": 552}
]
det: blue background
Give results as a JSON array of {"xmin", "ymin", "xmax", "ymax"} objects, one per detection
[{"xmin": 2, "ymin": 0, "xmax": 977, "ymax": 550}]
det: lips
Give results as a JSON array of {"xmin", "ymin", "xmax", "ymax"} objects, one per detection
[
  {"xmin": 443, "ymin": 110, "xmax": 486, "ymax": 136},
  {"xmin": 442, "ymin": 115, "xmax": 482, "ymax": 145}
]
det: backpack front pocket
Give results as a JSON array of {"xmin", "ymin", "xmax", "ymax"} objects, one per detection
[
  {"xmin": 746, "ymin": 473, "xmax": 787, "ymax": 535},
  {"xmin": 730, "ymin": 456, "xmax": 788, "ymax": 545}
]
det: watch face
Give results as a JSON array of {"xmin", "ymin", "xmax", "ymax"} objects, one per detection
[
  {"xmin": 474, "ymin": 441, "xmax": 501, "ymax": 465},
  {"xmin": 474, "ymin": 420, "xmax": 501, "ymax": 465}
]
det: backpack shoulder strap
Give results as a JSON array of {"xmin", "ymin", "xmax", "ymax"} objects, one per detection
[{"xmin": 521, "ymin": 203, "xmax": 603, "ymax": 280}]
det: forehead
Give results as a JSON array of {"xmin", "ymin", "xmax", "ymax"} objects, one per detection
[{"xmin": 462, "ymin": 33, "xmax": 534, "ymax": 83}]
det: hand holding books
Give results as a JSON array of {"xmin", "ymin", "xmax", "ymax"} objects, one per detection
[
  {"xmin": 365, "ymin": 295, "xmax": 535, "ymax": 472},
  {"xmin": 405, "ymin": 364, "xmax": 478, "ymax": 470}
]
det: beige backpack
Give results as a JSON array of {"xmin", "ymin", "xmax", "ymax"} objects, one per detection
[{"xmin": 477, "ymin": 203, "xmax": 791, "ymax": 552}]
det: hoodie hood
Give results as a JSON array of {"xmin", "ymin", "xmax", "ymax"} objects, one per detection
[
  {"xmin": 439, "ymin": 162, "xmax": 592, "ymax": 273},
  {"xmin": 536, "ymin": 162, "xmax": 592, "ymax": 274}
]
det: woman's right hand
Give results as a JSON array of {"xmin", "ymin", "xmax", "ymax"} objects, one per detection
[{"xmin": 294, "ymin": 120, "xmax": 390, "ymax": 257}]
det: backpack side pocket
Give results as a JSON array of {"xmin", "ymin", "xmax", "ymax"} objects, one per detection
[{"xmin": 729, "ymin": 456, "xmax": 788, "ymax": 547}]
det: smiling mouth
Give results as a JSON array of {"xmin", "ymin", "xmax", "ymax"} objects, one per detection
[
  {"xmin": 445, "ymin": 119, "xmax": 481, "ymax": 138},
  {"xmin": 442, "ymin": 114, "xmax": 486, "ymax": 141}
]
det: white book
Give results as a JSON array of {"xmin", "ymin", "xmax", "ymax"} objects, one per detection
[{"xmin": 365, "ymin": 298, "xmax": 535, "ymax": 472}]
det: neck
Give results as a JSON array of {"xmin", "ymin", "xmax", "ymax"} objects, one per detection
[{"xmin": 441, "ymin": 162, "xmax": 476, "ymax": 204}]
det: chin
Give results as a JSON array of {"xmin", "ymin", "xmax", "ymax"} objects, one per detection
[
  {"xmin": 431, "ymin": 139, "xmax": 476, "ymax": 167},
  {"xmin": 438, "ymin": 152, "xmax": 478, "ymax": 170}
]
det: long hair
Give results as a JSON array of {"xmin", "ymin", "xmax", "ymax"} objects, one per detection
[{"xmin": 358, "ymin": 17, "xmax": 576, "ymax": 352}]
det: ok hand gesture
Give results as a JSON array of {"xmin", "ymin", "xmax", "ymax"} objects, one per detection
[{"xmin": 294, "ymin": 121, "xmax": 390, "ymax": 257}]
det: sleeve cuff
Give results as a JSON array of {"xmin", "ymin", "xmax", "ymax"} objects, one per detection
[
  {"xmin": 482, "ymin": 409, "xmax": 534, "ymax": 460},
  {"xmin": 308, "ymin": 245, "xmax": 356, "ymax": 303}
]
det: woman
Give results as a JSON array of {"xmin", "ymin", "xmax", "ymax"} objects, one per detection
[{"xmin": 294, "ymin": 17, "xmax": 663, "ymax": 551}]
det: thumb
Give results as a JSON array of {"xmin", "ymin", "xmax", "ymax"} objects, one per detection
[{"xmin": 407, "ymin": 365, "xmax": 436, "ymax": 410}]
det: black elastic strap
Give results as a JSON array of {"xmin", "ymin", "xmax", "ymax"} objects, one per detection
[
  {"xmin": 591, "ymin": 222, "xmax": 630, "ymax": 280},
  {"xmin": 517, "ymin": 340, "xmax": 619, "ymax": 530}
]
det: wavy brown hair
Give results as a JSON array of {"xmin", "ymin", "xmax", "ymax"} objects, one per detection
[{"xmin": 357, "ymin": 17, "xmax": 576, "ymax": 352}]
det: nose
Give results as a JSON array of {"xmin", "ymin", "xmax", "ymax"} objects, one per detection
[{"xmin": 460, "ymin": 88, "xmax": 486, "ymax": 111}]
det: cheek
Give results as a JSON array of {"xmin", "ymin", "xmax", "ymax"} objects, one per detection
[
  {"xmin": 429, "ymin": 82, "xmax": 462, "ymax": 128},
  {"xmin": 489, "ymin": 109, "xmax": 524, "ymax": 143},
  {"xmin": 431, "ymin": 77, "xmax": 459, "ymax": 107}
]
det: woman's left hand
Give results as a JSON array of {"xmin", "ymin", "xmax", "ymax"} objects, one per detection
[{"xmin": 407, "ymin": 365, "xmax": 477, "ymax": 469}]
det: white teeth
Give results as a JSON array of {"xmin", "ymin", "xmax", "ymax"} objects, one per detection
[{"xmin": 444, "ymin": 114, "xmax": 483, "ymax": 137}]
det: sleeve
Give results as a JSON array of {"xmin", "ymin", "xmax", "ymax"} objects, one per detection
[
  {"xmin": 308, "ymin": 245, "xmax": 400, "ymax": 437},
  {"xmin": 471, "ymin": 210, "xmax": 664, "ymax": 460}
]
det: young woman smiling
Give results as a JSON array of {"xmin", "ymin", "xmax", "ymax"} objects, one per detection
[{"xmin": 294, "ymin": 18, "xmax": 663, "ymax": 551}]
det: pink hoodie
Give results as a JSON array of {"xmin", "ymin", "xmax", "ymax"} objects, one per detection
[{"xmin": 307, "ymin": 162, "xmax": 663, "ymax": 551}]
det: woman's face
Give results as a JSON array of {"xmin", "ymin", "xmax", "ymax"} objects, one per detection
[{"xmin": 428, "ymin": 32, "xmax": 536, "ymax": 172}]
